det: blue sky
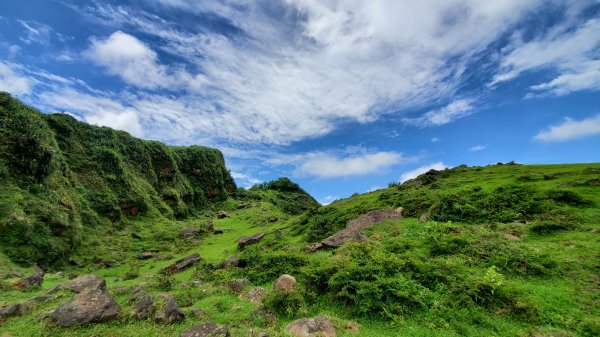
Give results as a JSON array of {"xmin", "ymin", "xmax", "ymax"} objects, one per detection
[{"xmin": 1, "ymin": 0, "xmax": 599, "ymax": 204}]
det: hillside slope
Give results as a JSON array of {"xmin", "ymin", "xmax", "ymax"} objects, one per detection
[{"xmin": 0, "ymin": 93, "xmax": 235, "ymax": 267}]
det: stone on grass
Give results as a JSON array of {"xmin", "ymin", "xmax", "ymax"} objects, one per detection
[
  {"xmin": 274, "ymin": 274, "xmax": 297, "ymax": 292},
  {"xmin": 131, "ymin": 294, "xmax": 155, "ymax": 319},
  {"xmin": 180, "ymin": 227, "xmax": 201, "ymax": 239},
  {"xmin": 227, "ymin": 279, "xmax": 251, "ymax": 293},
  {"xmin": 162, "ymin": 253, "xmax": 201, "ymax": 275},
  {"xmin": 155, "ymin": 295, "xmax": 184, "ymax": 325},
  {"xmin": 49, "ymin": 288, "xmax": 121, "ymax": 327},
  {"xmin": 236, "ymin": 232, "xmax": 265, "ymax": 250},
  {"xmin": 217, "ymin": 211, "xmax": 229, "ymax": 219},
  {"xmin": 219, "ymin": 254, "xmax": 240, "ymax": 269},
  {"xmin": 12, "ymin": 269, "xmax": 43, "ymax": 289},
  {"xmin": 0, "ymin": 303, "xmax": 24, "ymax": 320},
  {"xmin": 239, "ymin": 287, "xmax": 268, "ymax": 303},
  {"xmin": 180, "ymin": 322, "xmax": 230, "ymax": 337},
  {"xmin": 285, "ymin": 316, "xmax": 336, "ymax": 337},
  {"xmin": 47, "ymin": 274, "xmax": 106, "ymax": 294}
]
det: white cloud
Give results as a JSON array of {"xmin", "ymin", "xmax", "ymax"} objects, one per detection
[
  {"xmin": 403, "ymin": 99, "xmax": 475, "ymax": 127},
  {"xmin": 297, "ymin": 151, "xmax": 404, "ymax": 178},
  {"xmin": 493, "ymin": 17, "xmax": 600, "ymax": 95},
  {"xmin": 230, "ymin": 171, "xmax": 262, "ymax": 188},
  {"xmin": 319, "ymin": 195, "xmax": 339, "ymax": 205},
  {"xmin": 469, "ymin": 144, "xmax": 488, "ymax": 152},
  {"xmin": 534, "ymin": 113, "xmax": 600, "ymax": 142},
  {"xmin": 431, "ymin": 137, "xmax": 441, "ymax": 143},
  {"xmin": 0, "ymin": 62, "xmax": 33, "ymax": 95},
  {"xmin": 69, "ymin": 1, "xmax": 547, "ymax": 144},
  {"xmin": 86, "ymin": 31, "xmax": 179, "ymax": 90},
  {"xmin": 400, "ymin": 162, "xmax": 447, "ymax": 182},
  {"xmin": 18, "ymin": 20, "xmax": 53, "ymax": 45}
]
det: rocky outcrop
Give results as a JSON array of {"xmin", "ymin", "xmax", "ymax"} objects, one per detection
[
  {"xmin": 285, "ymin": 316, "xmax": 336, "ymax": 337},
  {"xmin": 162, "ymin": 253, "xmax": 201, "ymax": 275},
  {"xmin": 274, "ymin": 274, "xmax": 297, "ymax": 292},
  {"xmin": 47, "ymin": 274, "xmax": 106, "ymax": 294},
  {"xmin": 306, "ymin": 208, "xmax": 403, "ymax": 252},
  {"xmin": 49, "ymin": 288, "xmax": 121, "ymax": 327},
  {"xmin": 155, "ymin": 295, "xmax": 184, "ymax": 325},
  {"xmin": 236, "ymin": 232, "xmax": 265, "ymax": 250},
  {"xmin": 180, "ymin": 322, "xmax": 230, "ymax": 337}
]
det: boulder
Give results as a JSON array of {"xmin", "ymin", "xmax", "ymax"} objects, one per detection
[
  {"xmin": 49, "ymin": 288, "xmax": 121, "ymax": 327},
  {"xmin": 47, "ymin": 274, "xmax": 106, "ymax": 294},
  {"xmin": 306, "ymin": 208, "xmax": 403, "ymax": 252},
  {"xmin": 180, "ymin": 322, "xmax": 230, "ymax": 337},
  {"xmin": 162, "ymin": 253, "xmax": 201, "ymax": 275},
  {"xmin": 191, "ymin": 308, "xmax": 208, "ymax": 318},
  {"xmin": 0, "ymin": 302, "xmax": 24, "ymax": 320},
  {"xmin": 274, "ymin": 274, "xmax": 297, "ymax": 292},
  {"xmin": 131, "ymin": 294, "xmax": 155, "ymax": 319},
  {"xmin": 237, "ymin": 203, "xmax": 250, "ymax": 209},
  {"xmin": 239, "ymin": 287, "xmax": 268, "ymax": 303},
  {"xmin": 140, "ymin": 251, "xmax": 154, "ymax": 260},
  {"xmin": 180, "ymin": 227, "xmax": 201, "ymax": 239},
  {"xmin": 12, "ymin": 269, "xmax": 43, "ymax": 289},
  {"xmin": 285, "ymin": 316, "xmax": 336, "ymax": 337},
  {"xmin": 155, "ymin": 295, "xmax": 184, "ymax": 325},
  {"xmin": 269, "ymin": 216, "xmax": 278, "ymax": 223},
  {"xmin": 236, "ymin": 232, "xmax": 265, "ymax": 250},
  {"xmin": 213, "ymin": 229, "xmax": 224, "ymax": 235},
  {"xmin": 227, "ymin": 279, "xmax": 251, "ymax": 293},
  {"xmin": 217, "ymin": 211, "xmax": 229, "ymax": 219},
  {"xmin": 219, "ymin": 254, "xmax": 240, "ymax": 269}
]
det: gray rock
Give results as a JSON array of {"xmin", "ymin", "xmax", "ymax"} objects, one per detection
[
  {"xmin": 180, "ymin": 227, "xmax": 201, "ymax": 239},
  {"xmin": 236, "ymin": 232, "xmax": 265, "ymax": 250},
  {"xmin": 285, "ymin": 316, "xmax": 336, "ymax": 337},
  {"xmin": 213, "ymin": 229, "xmax": 224, "ymax": 235},
  {"xmin": 268, "ymin": 216, "xmax": 278, "ymax": 223},
  {"xmin": 274, "ymin": 274, "xmax": 297, "ymax": 292},
  {"xmin": 239, "ymin": 287, "xmax": 268, "ymax": 303},
  {"xmin": 162, "ymin": 253, "xmax": 201, "ymax": 275},
  {"xmin": 217, "ymin": 211, "xmax": 229, "ymax": 219},
  {"xmin": 47, "ymin": 274, "xmax": 106, "ymax": 294},
  {"xmin": 0, "ymin": 302, "xmax": 24, "ymax": 320},
  {"xmin": 227, "ymin": 279, "xmax": 250, "ymax": 293},
  {"xmin": 49, "ymin": 288, "xmax": 121, "ymax": 327},
  {"xmin": 12, "ymin": 269, "xmax": 43, "ymax": 289},
  {"xmin": 155, "ymin": 295, "xmax": 184, "ymax": 325},
  {"xmin": 219, "ymin": 254, "xmax": 239, "ymax": 269},
  {"xmin": 180, "ymin": 322, "xmax": 230, "ymax": 337},
  {"xmin": 131, "ymin": 294, "xmax": 155, "ymax": 319}
]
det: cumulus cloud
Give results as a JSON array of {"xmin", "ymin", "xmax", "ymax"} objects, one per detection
[
  {"xmin": 230, "ymin": 171, "xmax": 262, "ymax": 188},
  {"xmin": 86, "ymin": 31, "xmax": 175, "ymax": 89},
  {"xmin": 0, "ymin": 62, "xmax": 33, "ymax": 95},
  {"xmin": 400, "ymin": 162, "xmax": 447, "ymax": 182},
  {"xmin": 469, "ymin": 144, "xmax": 488, "ymax": 152},
  {"xmin": 68, "ymin": 0, "xmax": 549, "ymax": 144},
  {"xmin": 534, "ymin": 114, "xmax": 600, "ymax": 142},
  {"xmin": 404, "ymin": 99, "xmax": 475, "ymax": 127}
]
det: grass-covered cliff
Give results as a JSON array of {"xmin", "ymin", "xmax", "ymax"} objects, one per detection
[{"xmin": 0, "ymin": 93, "xmax": 236, "ymax": 267}]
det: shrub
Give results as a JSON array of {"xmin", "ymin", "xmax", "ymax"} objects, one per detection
[{"xmin": 264, "ymin": 290, "xmax": 305, "ymax": 318}]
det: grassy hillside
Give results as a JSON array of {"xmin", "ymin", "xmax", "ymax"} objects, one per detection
[
  {"xmin": 1, "ymin": 162, "xmax": 598, "ymax": 337},
  {"xmin": 0, "ymin": 92, "xmax": 235, "ymax": 267}
]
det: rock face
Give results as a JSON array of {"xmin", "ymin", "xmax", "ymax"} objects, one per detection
[
  {"xmin": 47, "ymin": 274, "xmax": 106, "ymax": 294},
  {"xmin": 306, "ymin": 208, "xmax": 403, "ymax": 252},
  {"xmin": 274, "ymin": 274, "xmax": 297, "ymax": 292},
  {"xmin": 180, "ymin": 227, "xmax": 201, "ymax": 239},
  {"xmin": 155, "ymin": 295, "xmax": 184, "ymax": 325},
  {"xmin": 285, "ymin": 316, "xmax": 336, "ymax": 337},
  {"xmin": 128, "ymin": 288, "xmax": 155, "ymax": 320},
  {"xmin": 0, "ymin": 302, "xmax": 24, "ymax": 320},
  {"xmin": 217, "ymin": 211, "xmax": 229, "ymax": 219},
  {"xmin": 180, "ymin": 322, "xmax": 230, "ymax": 337},
  {"xmin": 49, "ymin": 288, "xmax": 121, "ymax": 327},
  {"xmin": 162, "ymin": 253, "xmax": 201, "ymax": 275},
  {"xmin": 236, "ymin": 232, "xmax": 266, "ymax": 250},
  {"xmin": 12, "ymin": 270, "xmax": 44, "ymax": 289}
]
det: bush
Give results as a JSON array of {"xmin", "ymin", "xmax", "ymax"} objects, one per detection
[{"xmin": 264, "ymin": 290, "xmax": 305, "ymax": 318}]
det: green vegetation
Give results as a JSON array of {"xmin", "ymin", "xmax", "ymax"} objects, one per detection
[
  {"xmin": 1, "ymin": 94, "xmax": 599, "ymax": 336},
  {"xmin": 0, "ymin": 92, "xmax": 235, "ymax": 267}
]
